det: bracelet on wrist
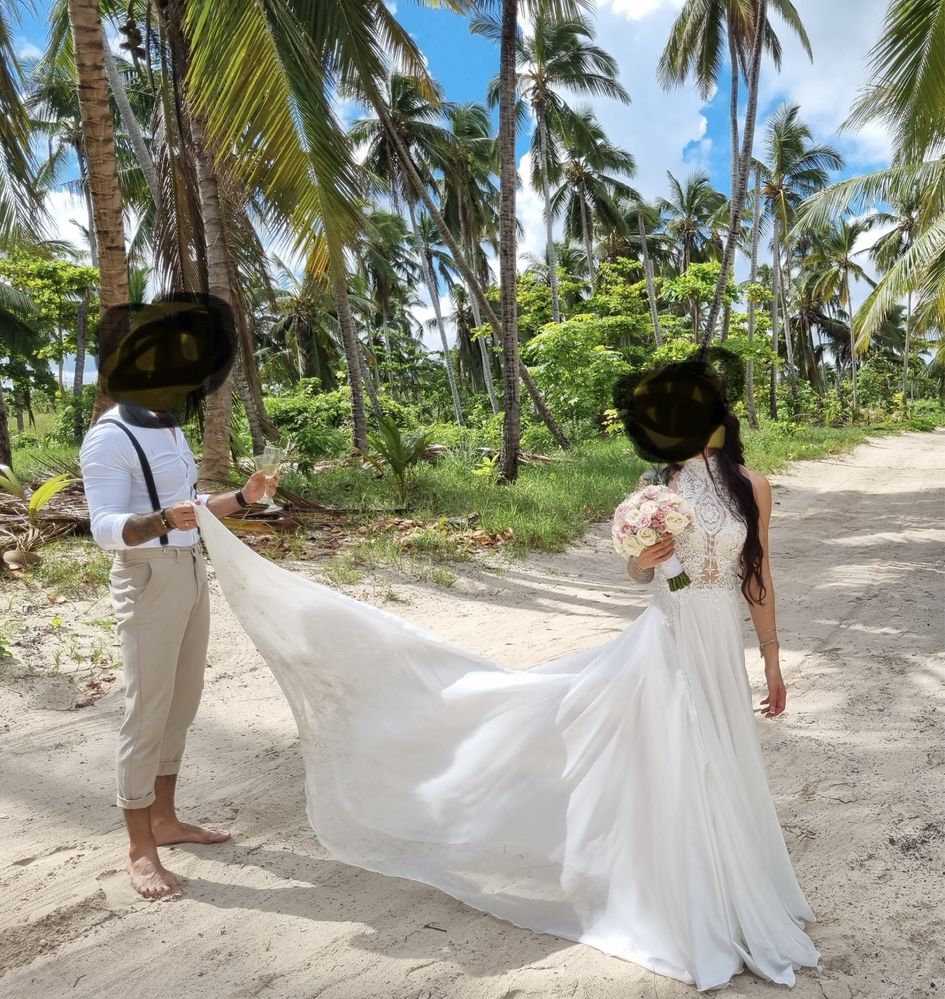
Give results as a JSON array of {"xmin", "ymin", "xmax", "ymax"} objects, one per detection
[
  {"xmin": 235, "ymin": 488, "xmax": 249, "ymax": 509},
  {"xmin": 158, "ymin": 508, "xmax": 172, "ymax": 531},
  {"xmin": 759, "ymin": 638, "xmax": 779, "ymax": 657}
]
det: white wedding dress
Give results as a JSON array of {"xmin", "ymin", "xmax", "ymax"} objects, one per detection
[{"xmin": 195, "ymin": 453, "xmax": 819, "ymax": 991}]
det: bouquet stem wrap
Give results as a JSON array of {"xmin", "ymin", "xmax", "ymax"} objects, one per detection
[{"xmin": 658, "ymin": 554, "xmax": 691, "ymax": 591}]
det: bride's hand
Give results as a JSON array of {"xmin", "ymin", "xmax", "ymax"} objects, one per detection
[
  {"xmin": 760, "ymin": 666, "xmax": 786, "ymax": 718},
  {"xmin": 633, "ymin": 536, "xmax": 675, "ymax": 571}
]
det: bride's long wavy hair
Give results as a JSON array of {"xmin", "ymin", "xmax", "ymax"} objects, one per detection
[{"xmin": 660, "ymin": 399, "xmax": 766, "ymax": 606}]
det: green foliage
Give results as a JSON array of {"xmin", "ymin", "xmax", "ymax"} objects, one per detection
[
  {"xmin": 521, "ymin": 315, "xmax": 632, "ymax": 422},
  {"xmin": 28, "ymin": 473, "xmax": 76, "ymax": 525},
  {"xmin": 0, "ymin": 464, "xmax": 25, "ymax": 499},
  {"xmin": 265, "ymin": 383, "xmax": 353, "ymax": 469},
  {"xmin": 0, "ymin": 251, "xmax": 99, "ymax": 378},
  {"xmin": 365, "ymin": 415, "xmax": 434, "ymax": 507},
  {"xmin": 587, "ymin": 259, "xmax": 653, "ymax": 320},
  {"xmin": 48, "ymin": 385, "xmax": 96, "ymax": 445},
  {"xmin": 661, "ymin": 261, "xmax": 739, "ymax": 310}
]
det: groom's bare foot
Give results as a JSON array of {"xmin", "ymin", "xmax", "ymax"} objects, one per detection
[
  {"xmin": 152, "ymin": 819, "xmax": 231, "ymax": 846},
  {"xmin": 127, "ymin": 852, "xmax": 181, "ymax": 899}
]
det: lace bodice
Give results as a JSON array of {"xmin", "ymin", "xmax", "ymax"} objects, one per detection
[{"xmin": 668, "ymin": 454, "xmax": 747, "ymax": 592}]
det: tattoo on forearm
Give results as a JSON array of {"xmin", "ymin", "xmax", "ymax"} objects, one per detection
[{"xmin": 121, "ymin": 511, "xmax": 168, "ymax": 547}]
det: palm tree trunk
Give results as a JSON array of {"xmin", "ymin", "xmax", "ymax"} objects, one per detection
[
  {"xmin": 722, "ymin": 21, "xmax": 740, "ymax": 342},
  {"xmin": 328, "ymin": 236, "xmax": 368, "ymax": 452},
  {"xmin": 0, "ymin": 384, "xmax": 10, "ymax": 468},
  {"xmin": 359, "ymin": 347, "xmax": 384, "ymax": 421},
  {"xmin": 226, "ymin": 243, "xmax": 277, "ymax": 448},
  {"xmin": 68, "ymin": 0, "xmax": 130, "ymax": 426},
  {"xmin": 101, "ymin": 21, "xmax": 160, "ymax": 206},
  {"xmin": 369, "ymin": 81, "xmax": 569, "ymax": 455},
  {"xmin": 190, "ymin": 111, "xmax": 234, "ymax": 489},
  {"xmin": 701, "ymin": 0, "xmax": 767, "ymax": 346},
  {"xmin": 903, "ymin": 291, "xmax": 912, "ymax": 415},
  {"xmin": 406, "ymin": 200, "xmax": 464, "ymax": 425},
  {"xmin": 234, "ymin": 361, "xmax": 265, "ymax": 454},
  {"xmin": 468, "ymin": 281, "xmax": 500, "ymax": 414},
  {"xmin": 581, "ymin": 196, "xmax": 594, "ymax": 286},
  {"xmin": 637, "ymin": 209, "xmax": 661, "ymax": 346},
  {"xmin": 76, "ymin": 145, "xmax": 99, "ymax": 267},
  {"xmin": 781, "ymin": 236, "xmax": 797, "ymax": 403},
  {"xmin": 781, "ymin": 240, "xmax": 798, "ymax": 401},
  {"xmin": 72, "ymin": 289, "xmax": 90, "ymax": 442},
  {"xmin": 499, "ymin": 0, "xmax": 522, "ymax": 481},
  {"xmin": 745, "ymin": 163, "xmax": 761, "ymax": 428},
  {"xmin": 537, "ymin": 105, "xmax": 561, "ymax": 322},
  {"xmin": 769, "ymin": 215, "xmax": 781, "ymax": 420},
  {"xmin": 846, "ymin": 272, "xmax": 857, "ymax": 415}
]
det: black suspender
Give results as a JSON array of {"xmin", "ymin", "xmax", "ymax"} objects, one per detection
[{"xmin": 98, "ymin": 419, "xmax": 169, "ymax": 546}]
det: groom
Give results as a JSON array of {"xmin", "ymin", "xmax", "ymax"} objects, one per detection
[{"xmin": 81, "ymin": 297, "xmax": 277, "ymax": 899}]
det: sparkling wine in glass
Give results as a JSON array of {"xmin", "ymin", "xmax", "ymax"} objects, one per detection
[{"xmin": 254, "ymin": 445, "xmax": 286, "ymax": 513}]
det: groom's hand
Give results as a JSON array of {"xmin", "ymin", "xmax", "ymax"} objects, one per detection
[
  {"xmin": 241, "ymin": 470, "xmax": 280, "ymax": 504},
  {"xmin": 164, "ymin": 501, "xmax": 199, "ymax": 531}
]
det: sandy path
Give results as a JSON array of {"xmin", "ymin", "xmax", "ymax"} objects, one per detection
[{"xmin": 1, "ymin": 430, "xmax": 943, "ymax": 999}]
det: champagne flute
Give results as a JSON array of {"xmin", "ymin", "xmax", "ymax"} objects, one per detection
[{"xmin": 253, "ymin": 445, "xmax": 286, "ymax": 513}]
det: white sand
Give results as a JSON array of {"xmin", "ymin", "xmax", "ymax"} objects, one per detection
[{"xmin": 1, "ymin": 429, "xmax": 943, "ymax": 999}]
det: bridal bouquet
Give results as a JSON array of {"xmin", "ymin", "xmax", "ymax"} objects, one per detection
[{"xmin": 612, "ymin": 484, "xmax": 695, "ymax": 591}]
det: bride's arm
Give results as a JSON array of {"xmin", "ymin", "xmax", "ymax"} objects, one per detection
[{"xmin": 745, "ymin": 471, "xmax": 786, "ymax": 718}]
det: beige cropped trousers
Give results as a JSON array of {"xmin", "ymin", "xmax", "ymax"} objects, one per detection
[{"xmin": 109, "ymin": 544, "xmax": 210, "ymax": 809}]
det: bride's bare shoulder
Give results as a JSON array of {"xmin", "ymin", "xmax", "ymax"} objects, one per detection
[{"xmin": 740, "ymin": 465, "xmax": 772, "ymax": 504}]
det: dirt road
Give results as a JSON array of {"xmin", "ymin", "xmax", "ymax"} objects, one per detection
[{"xmin": 1, "ymin": 430, "xmax": 943, "ymax": 999}]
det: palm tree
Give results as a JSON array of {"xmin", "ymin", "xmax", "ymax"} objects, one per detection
[
  {"xmin": 440, "ymin": 101, "xmax": 501, "ymax": 413},
  {"xmin": 0, "ymin": 0, "xmax": 43, "ymax": 245},
  {"xmin": 863, "ymin": 192, "xmax": 919, "ymax": 409},
  {"xmin": 744, "ymin": 161, "xmax": 764, "ymax": 426},
  {"xmin": 759, "ymin": 103, "xmax": 842, "ymax": 407},
  {"xmin": 352, "ymin": 73, "xmax": 467, "ymax": 424},
  {"xmin": 357, "ymin": 207, "xmax": 419, "ymax": 393},
  {"xmin": 547, "ymin": 108, "xmax": 636, "ymax": 287},
  {"xmin": 66, "ymin": 0, "xmax": 130, "ymax": 424},
  {"xmin": 414, "ymin": 209, "xmax": 465, "ymax": 422},
  {"xmin": 807, "ymin": 219, "xmax": 875, "ymax": 413},
  {"xmin": 658, "ymin": 0, "xmax": 810, "ymax": 195},
  {"xmin": 496, "ymin": 0, "xmax": 521, "ymax": 478},
  {"xmin": 658, "ymin": 0, "xmax": 811, "ymax": 342},
  {"xmin": 477, "ymin": 9, "xmax": 629, "ymax": 321},
  {"xmin": 659, "ymin": 171, "xmax": 726, "ymax": 273},
  {"xmin": 796, "ymin": 0, "xmax": 945, "ymax": 362}
]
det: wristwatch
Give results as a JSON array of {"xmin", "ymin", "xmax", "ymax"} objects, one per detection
[
  {"xmin": 235, "ymin": 488, "xmax": 249, "ymax": 508},
  {"xmin": 158, "ymin": 508, "xmax": 172, "ymax": 531}
]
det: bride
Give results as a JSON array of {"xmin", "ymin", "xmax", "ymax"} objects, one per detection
[{"xmin": 194, "ymin": 394, "xmax": 820, "ymax": 992}]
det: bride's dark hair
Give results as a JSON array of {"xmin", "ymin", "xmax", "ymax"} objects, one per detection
[{"xmin": 660, "ymin": 377, "xmax": 767, "ymax": 606}]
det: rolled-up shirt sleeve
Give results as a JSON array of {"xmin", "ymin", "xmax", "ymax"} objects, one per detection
[{"xmin": 79, "ymin": 430, "xmax": 135, "ymax": 550}]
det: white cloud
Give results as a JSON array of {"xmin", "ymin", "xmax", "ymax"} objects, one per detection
[
  {"xmin": 43, "ymin": 188, "xmax": 92, "ymax": 252},
  {"xmin": 16, "ymin": 41, "xmax": 42, "ymax": 62},
  {"xmin": 577, "ymin": 2, "xmax": 714, "ymax": 199},
  {"xmin": 756, "ymin": 0, "xmax": 891, "ymax": 170},
  {"xmin": 516, "ymin": 151, "xmax": 555, "ymax": 270},
  {"xmin": 602, "ymin": 0, "xmax": 684, "ymax": 20}
]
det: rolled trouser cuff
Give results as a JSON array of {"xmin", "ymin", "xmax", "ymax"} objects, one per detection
[
  {"xmin": 117, "ymin": 788, "xmax": 157, "ymax": 810},
  {"xmin": 156, "ymin": 760, "xmax": 182, "ymax": 776}
]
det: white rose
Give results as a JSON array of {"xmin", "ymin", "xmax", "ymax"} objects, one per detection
[
  {"xmin": 637, "ymin": 526, "xmax": 657, "ymax": 546},
  {"xmin": 622, "ymin": 534, "xmax": 645, "ymax": 557},
  {"xmin": 664, "ymin": 511, "xmax": 689, "ymax": 534},
  {"xmin": 640, "ymin": 500, "xmax": 659, "ymax": 515}
]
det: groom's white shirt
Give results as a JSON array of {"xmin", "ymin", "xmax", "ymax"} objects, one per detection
[{"xmin": 80, "ymin": 405, "xmax": 210, "ymax": 550}]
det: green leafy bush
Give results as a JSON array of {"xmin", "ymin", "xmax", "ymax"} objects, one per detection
[{"xmin": 522, "ymin": 315, "xmax": 631, "ymax": 423}]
